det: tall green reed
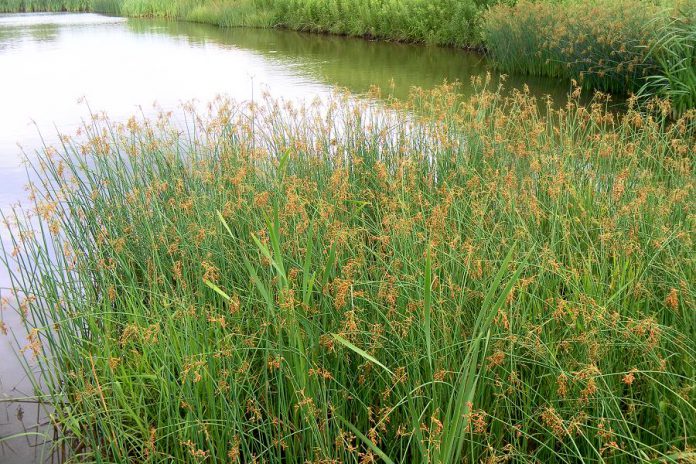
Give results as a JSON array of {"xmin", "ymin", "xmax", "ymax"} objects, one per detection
[
  {"xmin": 111, "ymin": 0, "xmax": 495, "ymax": 47},
  {"xmin": 483, "ymin": 0, "xmax": 665, "ymax": 92},
  {"xmin": 639, "ymin": 12, "xmax": 696, "ymax": 118},
  {"xmin": 483, "ymin": 0, "xmax": 695, "ymax": 116}
]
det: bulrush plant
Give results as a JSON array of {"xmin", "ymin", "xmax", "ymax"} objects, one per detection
[{"xmin": 2, "ymin": 80, "xmax": 695, "ymax": 462}]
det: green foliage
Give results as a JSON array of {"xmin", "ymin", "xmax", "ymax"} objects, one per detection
[
  {"xmin": 482, "ymin": 0, "xmax": 695, "ymax": 115},
  {"xmin": 92, "ymin": 0, "xmax": 120, "ymax": 14},
  {"xmin": 639, "ymin": 11, "xmax": 696, "ymax": 117},
  {"xmin": 255, "ymin": 0, "xmax": 488, "ymax": 47},
  {"xmin": 117, "ymin": 0, "xmax": 204, "ymax": 18},
  {"xmin": 112, "ymin": 0, "xmax": 496, "ymax": 47},
  {"xmin": 0, "ymin": 0, "xmax": 498, "ymax": 46},
  {"xmin": 0, "ymin": 0, "xmax": 90, "ymax": 12},
  {"xmin": 3, "ymin": 82, "xmax": 695, "ymax": 463},
  {"xmin": 483, "ymin": 0, "xmax": 664, "ymax": 92}
]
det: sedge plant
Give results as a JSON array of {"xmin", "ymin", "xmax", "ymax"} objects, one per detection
[{"xmin": 1, "ymin": 81, "xmax": 695, "ymax": 462}]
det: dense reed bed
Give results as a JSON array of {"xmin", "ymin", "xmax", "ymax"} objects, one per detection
[
  {"xmin": 2, "ymin": 81, "xmax": 695, "ymax": 462},
  {"xmin": 0, "ymin": 0, "xmax": 496, "ymax": 46},
  {"xmin": 639, "ymin": 12, "xmax": 696, "ymax": 118},
  {"xmin": 483, "ymin": 0, "xmax": 696, "ymax": 115},
  {"xmin": 0, "ymin": 0, "xmax": 89, "ymax": 12},
  {"xmin": 97, "ymin": 0, "xmax": 495, "ymax": 47}
]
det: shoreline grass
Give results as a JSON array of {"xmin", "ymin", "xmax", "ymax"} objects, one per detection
[
  {"xmin": 2, "ymin": 82, "xmax": 695, "ymax": 462},
  {"xmin": 483, "ymin": 0, "xmax": 696, "ymax": 116},
  {"xmin": 638, "ymin": 12, "xmax": 696, "ymax": 118},
  {"xmin": 0, "ymin": 0, "xmax": 89, "ymax": 12}
]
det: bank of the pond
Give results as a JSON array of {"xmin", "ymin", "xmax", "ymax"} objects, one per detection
[
  {"xmin": 4, "ymin": 82, "xmax": 695, "ymax": 463},
  {"xmin": 2, "ymin": 0, "xmax": 694, "ymax": 114},
  {"xmin": 0, "ymin": 0, "xmax": 88, "ymax": 11},
  {"xmin": 1, "ymin": 0, "xmax": 499, "ymax": 47}
]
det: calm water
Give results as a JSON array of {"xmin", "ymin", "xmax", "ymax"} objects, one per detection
[{"xmin": 0, "ymin": 12, "xmax": 576, "ymax": 463}]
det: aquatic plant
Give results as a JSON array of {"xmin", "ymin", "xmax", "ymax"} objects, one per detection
[
  {"xmin": 483, "ymin": 0, "xmax": 695, "ymax": 115},
  {"xmin": 483, "ymin": 0, "xmax": 665, "ymax": 92},
  {"xmin": 0, "ymin": 0, "xmax": 498, "ymax": 46},
  {"xmin": 638, "ymin": 10, "xmax": 696, "ymax": 118},
  {"xmin": 91, "ymin": 0, "xmax": 120, "ymax": 14},
  {"xmin": 3, "ymin": 81, "xmax": 695, "ymax": 462},
  {"xmin": 113, "ymin": 0, "xmax": 495, "ymax": 47}
]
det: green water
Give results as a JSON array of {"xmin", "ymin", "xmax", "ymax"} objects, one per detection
[{"xmin": 129, "ymin": 18, "xmax": 579, "ymax": 102}]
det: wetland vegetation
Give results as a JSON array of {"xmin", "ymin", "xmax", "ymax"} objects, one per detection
[
  {"xmin": 3, "ymin": 82, "xmax": 695, "ymax": 462},
  {"xmin": 0, "ymin": 1, "xmax": 694, "ymax": 463}
]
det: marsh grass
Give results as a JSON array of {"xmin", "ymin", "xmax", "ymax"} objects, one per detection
[
  {"xmin": 107, "ymin": 0, "xmax": 493, "ymax": 47},
  {"xmin": 483, "ymin": 0, "xmax": 696, "ymax": 115},
  {"xmin": 2, "ymin": 80, "xmax": 694, "ymax": 462},
  {"xmin": 0, "ymin": 0, "xmax": 89, "ymax": 12},
  {"xmin": 638, "ymin": 13, "xmax": 696, "ymax": 118},
  {"xmin": 483, "ymin": 0, "xmax": 665, "ymax": 93}
]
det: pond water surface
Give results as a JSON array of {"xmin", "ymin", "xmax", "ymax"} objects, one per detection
[{"xmin": 0, "ymin": 12, "xmax": 578, "ymax": 463}]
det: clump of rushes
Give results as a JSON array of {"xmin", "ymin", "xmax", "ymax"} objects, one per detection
[
  {"xmin": 639, "ymin": 7, "xmax": 696, "ymax": 119},
  {"xmin": 2, "ymin": 80, "xmax": 695, "ymax": 462},
  {"xmin": 483, "ymin": 0, "xmax": 695, "ymax": 114}
]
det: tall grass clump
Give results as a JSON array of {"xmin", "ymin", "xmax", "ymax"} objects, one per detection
[
  {"xmin": 92, "ymin": 0, "xmax": 121, "ymax": 14},
  {"xmin": 483, "ymin": 0, "xmax": 671, "ymax": 93},
  {"xmin": 638, "ymin": 8, "xmax": 696, "ymax": 118},
  {"xmin": 246, "ymin": 0, "xmax": 490, "ymax": 47},
  {"xmin": 3, "ymin": 81, "xmax": 695, "ymax": 462},
  {"xmin": 483, "ymin": 0, "xmax": 696, "ymax": 116},
  {"xmin": 115, "ymin": 0, "xmax": 204, "ymax": 19}
]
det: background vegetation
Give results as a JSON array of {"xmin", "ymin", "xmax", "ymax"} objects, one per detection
[
  {"xmin": 2, "ymin": 0, "xmax": 694, "ymax": 114},
  {"xmin": 4, "ymin": 82, "xmax": 695, "ymax": 462},
  {"xmin": 483, "ymin": 0, "xmax": 696, "ymax": 115},
  {"xmin": 0, "ymin": 0, "xmax": 89, "ymax": 12},
  {"xmin": 91, "ymin": 0, "xmax": 497, "ymax": 48}
]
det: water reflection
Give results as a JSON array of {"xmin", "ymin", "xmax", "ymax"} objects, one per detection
[
  {"xmin": 126, "ymin": 19, "xmax": 581, "ymax": 103},
  {"xmin": 0, "ymin": 21, "xmax": 59, "ymax": 50},
  {"xmin": 1, "ymin": 303, "xmax": 52, "ymax": 464},
  {"xmin": 0, "ymin": 13, "xmax": 124, "ymax": 49}
]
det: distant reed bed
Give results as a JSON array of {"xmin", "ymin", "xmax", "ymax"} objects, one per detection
[
  {"xmin": 0, "ymin": 0, "xmax": 89, "ymax": 12},
  {"xmin": 110, "ymin": 0, "xmax": 495, "ymax": 47},
  {"xmin": 3, "ymin": 81, "xmax": 694, "ymax": 462},
  {"xmin": 483, "ymin": 0, "xmax": 695, "ymax": 115},
  {"xmin": 0, "ymin": 0, "xmax": 500, "ymax": 47}
]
